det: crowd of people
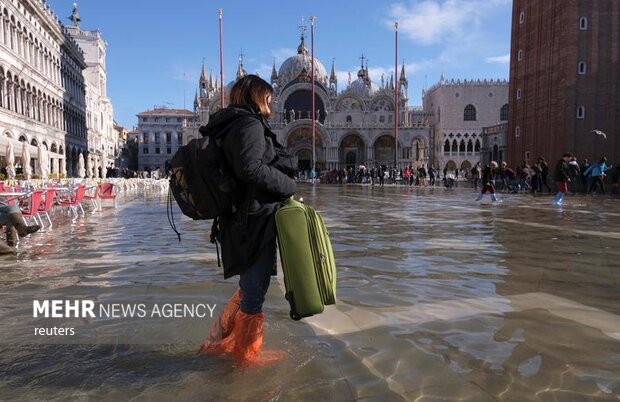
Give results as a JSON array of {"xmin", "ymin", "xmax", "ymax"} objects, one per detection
[
  {"xmin": 471, "ymin": 154, "xmax": 618, "ymax": 204},
  {"xmin": 305, "ymin": 154, "xmax": 619, "ymax": 201}
]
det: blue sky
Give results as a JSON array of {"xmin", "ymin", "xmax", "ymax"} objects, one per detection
[{"xmin": 47, "ymin": 0, "xmax": 512, "ymax": 129}]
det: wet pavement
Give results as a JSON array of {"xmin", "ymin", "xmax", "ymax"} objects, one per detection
[{"xmin": 0, "ymin": 184, "xmax": 619, "ymax": 401}]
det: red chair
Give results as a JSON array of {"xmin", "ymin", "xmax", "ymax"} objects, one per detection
[
  {"xmin": 38, "ymin": 188, "xmax": 58, "ymax": 228},
  {"xmin": 56, "ymin": 185, "xmax": 87, "ymax": 219},
  {"xmin": 97, "ymin": 182, "xmax": 117, "ymax": 209},
  {"xmin": 19, "ymin": 190, "xmax": 45, "ymax": 227}
]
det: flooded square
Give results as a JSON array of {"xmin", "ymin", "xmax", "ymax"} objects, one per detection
[{"xmin": 1, "ymin": 184, "xmax": 619, "ymax": 401}]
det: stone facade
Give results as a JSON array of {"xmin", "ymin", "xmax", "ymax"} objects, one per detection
[
  {"xmin": 0, "ymin": 1, "xmax": 114, "ymax": 178},
  {"xmin": 423, "ymin": 77, "xmax": 509, "ymax": 172},
  {"xmin": 66, "ymin": 5, "xmax": 116, "ymax": 174},
  {"xmin": 0, "ymin": 0, "xmax": 88, "ymax": 177},
  {"xmin": 481, "ymin": 123, "xmax": 508, "ymax": 166},
  {"xmin": 184, "ymin": 27, "xmax": 508, "ymax": 173},
  {"xmin": 136, "ymin": 108, "xmax": 194, "ymax": 171},
  {"xmin": 188, "ymin": 31, "xmax": 432, "ymax": 172},
  {"xmin": 508, "ymin": 0, "xmax": 620, "ymax": 166}
]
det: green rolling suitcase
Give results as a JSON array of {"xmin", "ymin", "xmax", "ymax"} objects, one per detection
[{"xmin": 275, "ymin": 199, "xmax": 337, "ymax": 320}]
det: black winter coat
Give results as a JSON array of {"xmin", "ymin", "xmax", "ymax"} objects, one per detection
[
  {"xmin": 199, "ymin": 105, "xmax": 296, "ymax": 278},
  {"xmin": 553, "ymin": 159, "xmax": 570, "ymax": 182}
]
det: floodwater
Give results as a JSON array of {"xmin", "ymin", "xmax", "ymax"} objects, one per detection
[{"xmin": 1, "ymin": 183, "xmax": 619, "ymax": 401}]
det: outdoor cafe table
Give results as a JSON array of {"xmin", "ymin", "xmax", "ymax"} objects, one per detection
[{"xmin": 0, "ymin": 192, "xmax": 27, "ymax": 205}]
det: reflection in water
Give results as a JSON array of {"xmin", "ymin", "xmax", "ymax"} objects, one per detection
[{"xmin": 0, "ymin": 185, "xmax": 619, "ymax": 400}]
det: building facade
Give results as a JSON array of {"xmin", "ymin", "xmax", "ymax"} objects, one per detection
[
  {"xmin": 136, "ymin": 108, "xmax": 194, "ymax": 172},
  {"xmin": 423, "ymin": 77, "xmax": 509, "ymax": 173},
  {"xmin": 508, "ymin": 0, "xmax": 620, "ymax": 166},
  {"xmin": 481, "ymin": 123, "xmax": 508, "ymax": 166},
  {"xmin": 182, "ymin": 27, "xmax": 509, "ymax": 173},
  {"xmin": 66, "ymin": 4, "xmax": 116, "ymax": 174},
  {"xmin": 185, "ymin": 31, "xmax": 432, "ymax": 172},
  {"xmin": 0, "ymin": 0, "xmax": 88, "ymax": 177}
]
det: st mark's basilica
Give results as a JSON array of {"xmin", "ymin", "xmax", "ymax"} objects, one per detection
[{"xmin": 182, "ymin": 24, "xmax": 509, "ymax": 173}]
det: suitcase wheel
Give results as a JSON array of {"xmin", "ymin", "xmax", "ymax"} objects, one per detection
[{"xmin": 290, "ymin": 311, "xmax": 302, "ymax": 321}]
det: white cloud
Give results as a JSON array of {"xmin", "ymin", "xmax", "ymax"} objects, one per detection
[
  {"xmin": 387, "ymin": 0, "xmax": 472, "ymax": 45},
  {"xmin": 485, "ymin": 54, "xmax": 510, "ymax": 64},
  {"xmin": 386, "ymin": 0, "xmax": 510, "ymax": 45}
]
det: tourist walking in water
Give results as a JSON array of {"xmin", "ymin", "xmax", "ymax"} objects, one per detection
[
  {"xmin": 475, "ymin": 161, "xmax": 500, "ymax": 202},
  {"xmin": 552, "ymin": 153, "xmax": 572, "ymax": 206},
  {"xmin": 471, "ymin": 162, "xmax": 482, "ymax": 190},
  {"xmin": 584, "ymin": 157, "xmax": 611, "ymax": 194},
  {"xmin": 198, "ymin": 75, "xmax": 296, "ymax": 365},
  {"xmin": 539, "ymin": 157, "xmax": 551, "ymax": 192}
]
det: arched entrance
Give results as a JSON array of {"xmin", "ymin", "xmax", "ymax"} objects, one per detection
[
  {"xmin": 374, "ymin": 135, "xmax": 395, "ymax": 167},
  {"xmin": 445, "ymin": 160, "xmax": 457, "ymax": 171},
  {"xmin": 296, "ymin": 149, "xmax": 312, "ymax": 172},
  {"xmin": 461, "ymin": 160, "xmax": 472, "ymax": 175},
  {"xmin": 286, "ymin": 126, "xmax": 325, "ymax": 171},
  {"xmin": 339, "ymin": 133, "xmax": 365, "ymax": 169}
]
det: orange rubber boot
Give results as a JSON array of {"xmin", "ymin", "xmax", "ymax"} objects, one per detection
[
  {"xmin": 199, "ymin": 289, "xmax": 241, "ymax": 354},
  {"xmin": 232, "ymin": 311, "xmax": 286, "ymax": 366}
]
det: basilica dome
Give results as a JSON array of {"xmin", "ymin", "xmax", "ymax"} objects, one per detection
[
  {"xmin": 349, "ymin": 77, "xmax": 380, "ymax": 98},
  {"xmin": 278, "ymin": 36, "xmax": 328, "ymax": 87}
]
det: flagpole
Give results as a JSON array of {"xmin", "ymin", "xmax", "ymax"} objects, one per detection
[
  {"xmin": 310, "ymin": 16, "xmax": 316, "ymax": 173},
  {"xmin": 394, "ymin": 21, "xmax": 399, "ymax": 170},
  {"xmin": 218, "ymin": 8, "xmax": 225, "ymax": 109}
]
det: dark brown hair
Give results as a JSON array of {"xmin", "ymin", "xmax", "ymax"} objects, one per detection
[{"xmin": 229, "ymin": 74, "xmax": 273, "ymax": 118}]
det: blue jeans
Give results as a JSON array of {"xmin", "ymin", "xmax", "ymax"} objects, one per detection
[{"xmin": 238, "ymin": 236, "xmax": 277, "ymax": 314}]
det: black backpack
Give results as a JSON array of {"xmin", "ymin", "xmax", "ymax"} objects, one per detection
[{"xmin": 168, "ymin": 134, "xmax": 235, "ymax": 220}]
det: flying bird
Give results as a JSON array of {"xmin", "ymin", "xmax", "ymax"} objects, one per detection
[{"xmin": 591, "ymin": 130, "xmax": 607, "ymax": 139}]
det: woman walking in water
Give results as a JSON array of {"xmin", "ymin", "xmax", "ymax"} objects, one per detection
[{"xmin": 198, "ymin": 75, "xmax": 296, "ymax": 365}]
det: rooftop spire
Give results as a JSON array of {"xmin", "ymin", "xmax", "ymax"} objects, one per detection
[
  {"xmin": 69, "ymin": 2, "xmax": 81, "ymax": 27},
  {"xmin": 297, "ymin": 18, "xmax": 308, "ymax": 54},
  {"xmin": 330, "ymin": 58, "xmax": 337, "ymax": 83},
  {"xmin": 236, "ymin": 51, "xmax": 247, "ymax": 80},
  {"xmin": 200, "ymin": 61, "xmax": 207, "ymax": 81},
  {"xmin": 271, "ymin": 58, "xmax": 278, "ymax": 81},
  {"xmin": 400, "ymin": 61, "xmax": 408, "ymax": 82}
]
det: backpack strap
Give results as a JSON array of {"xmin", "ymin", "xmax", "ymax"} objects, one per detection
[{"xmin": 210, "ymin": 217, "xmax": 222, "ymax": 267}]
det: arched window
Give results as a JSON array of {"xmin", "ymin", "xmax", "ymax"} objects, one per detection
[
  {"xmin": 467, "ymin": 140, "xmax": 473, "ymax": 153},
  {"xmin": 459, "ymin": 140, "xmax": 466, "ymax": 153},
  {"xmin": 517, "ymin": 50, "xmax": 523, "ymax": 61},
  {"xmin": 451, "ymin": 139, "xmax": 458, "ymax": 153},
  {"xmin": 579, "ymin": 17, "xmax": 588, "ymax": 30},
  {"xmin": 444, "ymin": 139, "xmax": 450, "ymax": 154},
  {"xmin": 516, "ymin": 88, "xmax": 522, "ymax": 100},
  {"xmin": 464, "ymin": 104, "xmax": 477, "ymax": 121},
  {"xmin": 474, "ymin": 139, "xmax": 481, "ymax": 152},
  {"xmin": 578, "ymin": 61, "xmax": 586, "ymax": 75},
  {"xmin": 346, "ymin": 115, "xmax": 352, "ymax": 123},
  {"xmin": 519, "ymin": 11, "xmax": 525, "ymax": 24},
  {"xmin": 515, "ymin": 126, "xmax": 521, "ymax": 138},
  {"xmin": 500, "ymin": 104, "xmax": 509, "ymax": 121},
  {"xmin": 576, "ymin": 105, "xmax": 585, "ymax": 119}
]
